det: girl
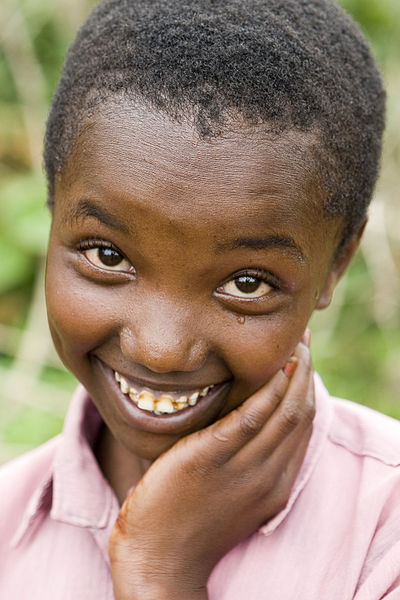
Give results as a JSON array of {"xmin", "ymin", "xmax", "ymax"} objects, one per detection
[{"xmin": 1, "ymin": 1, "xmax": 399, "ymax": 598}]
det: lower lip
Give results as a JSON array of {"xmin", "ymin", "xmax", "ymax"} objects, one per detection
[{"xmin": 95, "ymin": 359, "xmax": 233, "ymax": 435}]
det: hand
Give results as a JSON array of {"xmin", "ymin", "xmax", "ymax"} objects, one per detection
[{"xmin": 109, "ymin": 339, "xmax": 314, "ymax": 600}]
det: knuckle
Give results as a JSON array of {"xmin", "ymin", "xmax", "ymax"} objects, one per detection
[
  {"xmin": 191, "ymin": 460, "xmax": 215, "ymax": 478},
  {"xmin": 270, "ymin": 387, "xmax": 285, "ymax": 407},
  {"xmin": 279, "ymin": 401, "xmax": 302, "ymax": 432},
  {"xmin": 237, "ymin": 408, "xmax": 264, "ymax": 438},
  {"xmin": 188, "ymin": 427, "xmax": 229, "ymax": 469},
  {"xmin": 210, "ymin": 424, "xmax": 230, "ymax": 444}
]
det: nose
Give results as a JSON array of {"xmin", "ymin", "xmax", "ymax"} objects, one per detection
[{"xmin": 120, "ymin": 298, "xmax": 208, "ymax": 374}]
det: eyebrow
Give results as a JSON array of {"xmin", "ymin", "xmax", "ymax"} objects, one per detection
[
  {"xmin": 217, "ymin": 235, "xmax": 305, "ymax": 261},
  {"xmin": 66, "ymin": 199, "xmax": 129, "ymax": 233}
]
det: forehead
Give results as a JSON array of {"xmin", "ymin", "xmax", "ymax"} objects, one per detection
[{"xmin": 56, "ymin": 103, "xmax": 334, "ymax": 253}]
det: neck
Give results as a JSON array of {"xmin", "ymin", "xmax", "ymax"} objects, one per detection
[{"xmin": 95, "ymin": 424, "xmax": 152, "ymax": 505}]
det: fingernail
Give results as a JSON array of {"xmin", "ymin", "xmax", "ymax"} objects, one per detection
[
  {"xmin": 283, "ymin": 357, "xmax": 298, "ymax": 378},
  {"xmin": 301, "ymin": 329, "xmax": 311, "ymax": 348}
]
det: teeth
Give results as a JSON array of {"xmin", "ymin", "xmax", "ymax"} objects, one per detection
[
  {"xmin": 129, "ymin": 388, "xmax": 138, "ymax": 401},
  {"xmin": 175, "ymin": 396, "xmax": 189, "ymax": 410},
  {"xmin": 189, "ymin": 391, "xmax": 199, "ymax": 406},
  {"xmin": 156, "ymin": 396, "xmax": 175, "ymax": 414},
  {"xmin": 199, "ymin": 384, "xmax": 214, "ymax": 397},
  {"xmin": 119, "ymin": 376, "xmax": 129, "ymax": 394},
  {"xmin": 114, "ymin": 371, "xmax": 215, "ymax": 414},
  {"xmin": 137, "ymin": 391, "xmax": 155, "ymax": 411}
]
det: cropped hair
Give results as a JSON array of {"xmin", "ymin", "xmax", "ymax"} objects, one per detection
[{"xmin": 44, "ymin": 0, "xmax": 385, "ymax": 250}]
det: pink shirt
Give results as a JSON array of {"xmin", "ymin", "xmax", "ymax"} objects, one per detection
[{"xmin": 1, "ymin": 376, "xmax": 400, "ymax": 599}]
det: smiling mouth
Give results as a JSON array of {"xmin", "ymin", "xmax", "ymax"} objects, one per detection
[{"xmin": 114, "ymin": 370, "xmax": 216, "ymax": 415}]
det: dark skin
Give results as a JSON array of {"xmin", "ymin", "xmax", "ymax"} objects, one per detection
[{"xmin": 46, "ymin": 104, "xmax": 363, "ymax": 599}]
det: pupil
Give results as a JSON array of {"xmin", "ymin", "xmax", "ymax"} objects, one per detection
[
  {"xmin": 99, "ymin": 247, "xmax": 122, "ymax": 267},
  {"xmin": 235, "ymin": 276, "xmax": 260, "ymax": 294}
]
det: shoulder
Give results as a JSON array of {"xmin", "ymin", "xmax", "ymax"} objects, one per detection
[
  {"xmin": 0, "ymin": 435, "xmax": 59, "ymax": 489},
  {"xmin": 325, "ymin": 399, "xmax": 400, "ymax": 596},
  {"xmin": 0, "ymin": 437, "xmax": 60, "ymax": 543},
  {"xmin": 328, "ymin": 395, "xmax": 400, "ymax": 467}
]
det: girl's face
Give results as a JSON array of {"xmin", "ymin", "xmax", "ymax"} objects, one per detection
[{"xmin": 46, "ymin": 105, "xmax": 343, "ymax": 460}]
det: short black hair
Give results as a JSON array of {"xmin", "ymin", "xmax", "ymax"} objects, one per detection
[{"xmin": 44, "ymin": 0, "xmax": 385, "ymax": 251}]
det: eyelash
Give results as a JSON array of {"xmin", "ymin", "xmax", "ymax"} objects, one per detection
[
  {"xmin": 236, "ymin": 268, "xmax": 280, "ymax": 289},
  {"xmin": 77, "ymin": 238, "xmax": 120, "ymax": 253}
]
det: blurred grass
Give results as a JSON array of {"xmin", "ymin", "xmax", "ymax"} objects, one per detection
[{"xmin": 0, "ymin": 0, "xmax": 399, "ymax": 463}]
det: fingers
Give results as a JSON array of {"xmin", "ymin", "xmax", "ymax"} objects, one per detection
[
  {"xmin": 248, "ymin": 420, "xmax": 313, "ymax": 524},
  {"xmin": 271, "ymin": 342, "xmax": 314, "ymax": 437},
  {"xmin": 191, "ymin": 336, "xmax": 313, "ymax": 465},
  {"xmin": 240, "ymin": 341, "xmax": 314, "ymax": 463},
  {"xmin": 202, "ymin": 367, "xmax": 292, "ymax": 461}
]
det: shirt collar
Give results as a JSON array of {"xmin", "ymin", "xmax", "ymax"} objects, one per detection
[{"xmin": 11, "ymin": 386, "xmax": 119, "ymax": 547}]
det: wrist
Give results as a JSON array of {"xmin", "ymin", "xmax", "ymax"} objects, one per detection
[
  {"xmin": 111, "ymin": 568, "xmax": 209, "ymax": 600},
  {"xmin": 113, "ymin": 581, "xmax": 208, "ymax": 600}
]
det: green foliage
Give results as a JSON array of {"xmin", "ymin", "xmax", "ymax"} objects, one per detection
[
  {"xmin": 0, "ymin": 47, "xmax": 18, "ymax": 104},
  {"xmin": 311, "ymin": 256, "xmax": 400, "ymax": 418},
  {"xmin": 24, "ymin": 9, "xmax": 73, "ymax": 99},
  {"xmin": 0, "ymin": 174, "xmax": 50, "ymax": 292},
  {"xmin": 339, "ymin": 0, "xmax": 400, "ymax": 62},
  {"xmin": 2, "ymin": 405, "xmax": 64, "ymax": 447}
]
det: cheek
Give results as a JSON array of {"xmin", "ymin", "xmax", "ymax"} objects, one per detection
[
  {"xmin": 222, "ymin": 312, "xmax": 309, "ymax": 397},
  {"xmin": 45, "ymin": 251, "xmax": 117, "ymax": 364}
]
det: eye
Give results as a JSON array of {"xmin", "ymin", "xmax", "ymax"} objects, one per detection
[
  {"xmin": 218, "ymin": 272, "xmax": 275, "ymax": 299},
  {"xmin": 78, "ymin": 240, "xmax": 134, "ymax": 273}
]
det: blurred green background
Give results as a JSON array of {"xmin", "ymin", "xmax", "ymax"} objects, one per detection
[{"xmin": 0, "ymin": 0, "xmax": 399, "ymax": 464}]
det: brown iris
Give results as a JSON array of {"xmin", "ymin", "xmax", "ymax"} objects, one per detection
[
  {"xmin": 98, "ymin": 247, "xmax": 123, "ymax": 267},
  {"xmin": 234, "ymin": 276, "xmax": 260, "ymax": 294}
]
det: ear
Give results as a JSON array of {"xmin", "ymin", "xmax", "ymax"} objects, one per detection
[{"xmin": 316, "ymin": 219, "xmax": 367, "ymax": 310}]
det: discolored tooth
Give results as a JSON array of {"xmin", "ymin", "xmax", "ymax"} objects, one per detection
[
  {"xmin": 156, "ymin": 396, "xmax": 175, "ymax": 414},
  {"xmin": 114, "ymin": 371, "xmax": 121, "ymax": 383},
  {"xmin": 188, "ymin": 392, "xmax": 199, "ymax": 406},
  {"xmin": 138, "ymin": 396, "xmax": 156, "ymax": 411},
  {"xmin": 119, "ymin": 376, "xmax": 129, "ymax": 394},
  {"xmin": 176, "ymin": 403, "xmax": 188, "ymax": 410},
  {"xmin": 175, "ymin": 396, "xmax": 189, "ymax": 410},
  {"xmin": 159, "ymin": 394, "xmax": 174, "ymax": 402},
  {"xmin": 200, "ymin": 386, "xmax": 210, "ymax": 397},
  {"xmin": 138, "ymin": 390, "xmax": 156, "ymax": 402},
  {"xmin": 137, "ymin": 391, "xmax": 157, "ymax": 412},
  {"xmin": 129, "ymin": 388, "xmax": 138, "ymax": 403}
]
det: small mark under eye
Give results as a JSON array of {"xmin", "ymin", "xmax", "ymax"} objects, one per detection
[
  {"xmin": 79, "ymin": 240, "xmax": 133, "ymax": 273},
  {"xmin": 218, "ymin": 274, "xmax": 274, "ymax": 299}
]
